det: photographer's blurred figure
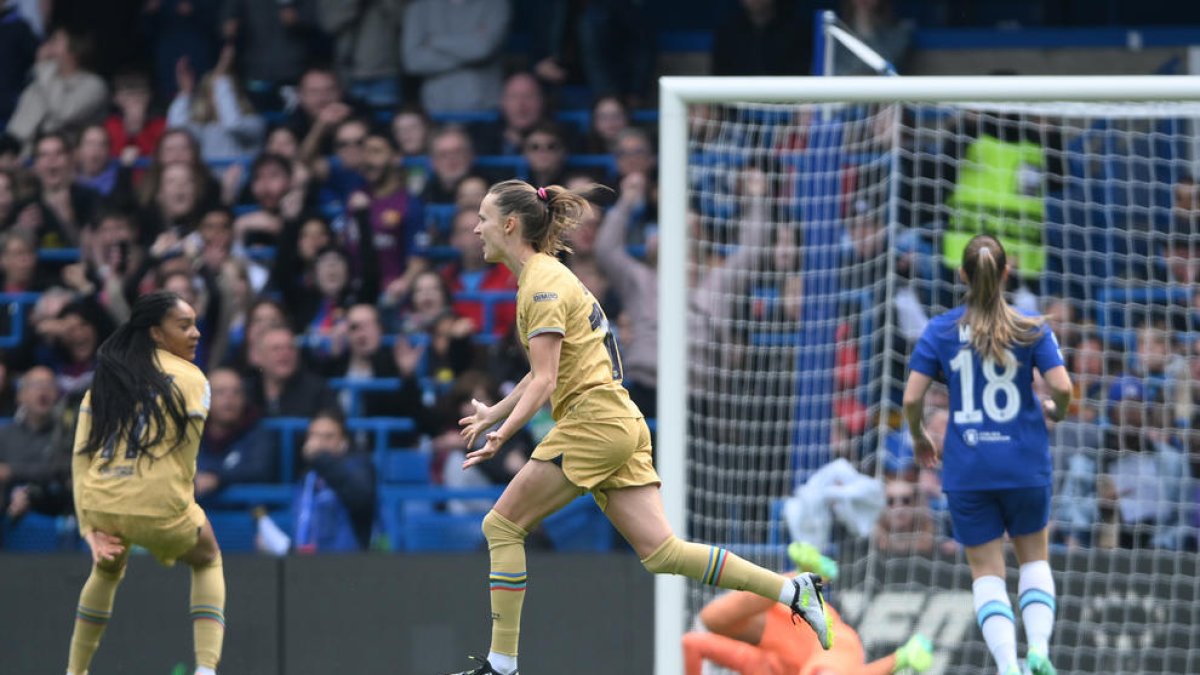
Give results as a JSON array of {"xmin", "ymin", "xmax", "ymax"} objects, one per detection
[{"xmin": 273, "ymin": 411, "xmax": 375, "ymax": 553}]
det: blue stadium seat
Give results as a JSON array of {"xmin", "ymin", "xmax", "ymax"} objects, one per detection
[
  {"xmin": 540, "ymin": 496, "xmax": 615, "ymax": 552},
  {"xmin": 403, "ymin": 512, "xmax": 487, "ymax": 552},
  {"xmin": 206, "ymin": 510, "xmax": 259, "ymax": 552},
  {"xmin": 378, "ymin": 450, "xmax": 431, "ymax": 484},
  {"xmin": 2, "ymin": 514, "xmax": 74, "ymax": 552}
]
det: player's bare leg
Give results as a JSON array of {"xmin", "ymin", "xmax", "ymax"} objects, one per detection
[
  {"xmin": 67, "ymin": 531, "xmax": 129, "ymax": 675},
  {"xmin": 447, "ymin": 459, "xmax": 582, "ymax": 675},
  {"xmin": 965, "ymin": 538, "xmax": 1020, "ymax": 675},
  {"xmin": 1012, "ymin": 528, "xmax": 1056, "ymax": 675},
  {"xmin": 603, "ymin": 485, "xmax": 832, "ymax": 649},
  {"xmin": 179, "ymin": 519, "xmax": 225, "ymax": 675}
]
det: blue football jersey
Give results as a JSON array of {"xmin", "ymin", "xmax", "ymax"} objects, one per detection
[{"xmin": 908, "ymin": 306, "xmax": 1065, "ymax": 491}]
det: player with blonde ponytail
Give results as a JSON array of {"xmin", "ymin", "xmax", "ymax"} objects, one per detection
[
  {"xmin": 903, "ymin": 234, "xmax": 1072, "ymax": 675},
  {"xmin": 444, "ymin": 180, "xmax": 833, "ymax": 675}
]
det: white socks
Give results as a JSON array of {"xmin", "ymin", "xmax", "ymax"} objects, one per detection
[
  {"xmin": 1018, "ymin": 560, "xmax": 1057, "ymax": 654},
  {"xmin": 195, "ymin": 667, "xmax": 217, "ymax": 675},
  {"xmin": 973, "ymin": 575, "xmax": 1017, "ymax": 673},
  {"xmin": 487, "ymin": 651, "xmax": 517, "ymax": 674}
]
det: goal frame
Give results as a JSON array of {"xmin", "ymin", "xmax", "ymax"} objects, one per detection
[{"xmin": 654, "ymin": 74, "xmax": 1200, "ymax": 675}]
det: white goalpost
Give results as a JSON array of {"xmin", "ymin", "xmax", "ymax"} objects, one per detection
[{"xmin": 657, "ymin": 76, "xmax": 1200, "ymax": 675}]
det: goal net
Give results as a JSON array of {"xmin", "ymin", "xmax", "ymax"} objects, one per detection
[{"xmin": 657, "ymin": 77, "xmax": 1200, "ymax": 675}]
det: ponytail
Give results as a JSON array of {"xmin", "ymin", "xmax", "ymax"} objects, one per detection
[
  {"xmin": 959, "ymin": 234, "xmax": 1043, "ymax": 365},
  {"xmin": 488, "ymin": 179, "xmax": 611, "ymax": 256}
]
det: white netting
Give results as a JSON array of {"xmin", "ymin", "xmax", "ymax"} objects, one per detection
[{"xmin": 682, "ymin": 99, "xmax": 1200, "ymax": 674}]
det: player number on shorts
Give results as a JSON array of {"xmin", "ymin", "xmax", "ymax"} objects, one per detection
[
  {"xmin": 949, "ymin": 349, "xmax": 1020, "ymax": 424},
  {"xmin": 588, "ymin": 302, "xmax": 624, "ymax": 381}
]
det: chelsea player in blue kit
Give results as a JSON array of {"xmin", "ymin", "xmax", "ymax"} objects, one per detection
[{"xmin": 902, "ymin": 235, "xmax": 1072, "ymax": 675}]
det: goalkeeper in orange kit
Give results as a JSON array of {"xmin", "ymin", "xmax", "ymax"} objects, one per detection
[{"xmin": 683, "ymin": 544, "xmax": 933, "ymax": 675}]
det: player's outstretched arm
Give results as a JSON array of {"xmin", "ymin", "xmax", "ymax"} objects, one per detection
[
  {"xmin": 460, "ymin": 372, "xmax": 532, "ymax": 447},
  {"xmin": 462, "ymin": 335, "xmax": 561, "ymax": 469}
]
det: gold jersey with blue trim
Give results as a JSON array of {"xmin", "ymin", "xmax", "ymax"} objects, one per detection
[
  {"xmin": 73, "ymin": 349, "xmax": 210, "ymax": 518},
  {"xmin": 517, "ymin": 253, "xmax": 640, "ymax": 421}
]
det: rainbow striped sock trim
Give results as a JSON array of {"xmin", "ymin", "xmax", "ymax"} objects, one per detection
[
  {"xmin": 703, "ymin": 547, "xmax": 729, "ymax": 586},
  {"xmin": 490, "ymin": 571, "xmax": 528, "ymax": 593},
  {"xmin": 76, "ymin": 604, "xmax": 111, "ymax": 626},
  {"xmin": 190, "ymin": 604, "xmax": 226, "ymax": 627}
]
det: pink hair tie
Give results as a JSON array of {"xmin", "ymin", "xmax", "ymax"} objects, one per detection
[{"xmin": 536, "ymin": 187, "xmax": 548, "ymax": 202}]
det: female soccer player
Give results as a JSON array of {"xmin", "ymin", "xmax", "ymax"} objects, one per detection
[
  {"xmin": 902, "ymin": 234, "xmax": 1071, "ymax": 675},
  {"xmin": 67, "ymin": 291, "xmax": 225, "ymax": 675},
  {"xmin": 448, "ymin": 180, "xmax": 832, "ymax": 675}
]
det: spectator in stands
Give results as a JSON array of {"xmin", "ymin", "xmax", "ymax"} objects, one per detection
[
  {"xmin": 874, "ymin": 474, "xmax": 935, "ymax": 555},
  {"xmin": 103, "ymin": 68, "xmax": 166, "ymax": 166},
  {"xmin": 392, "ymin": 105, "xmax": 433, "ymax": 195},
  {"xmin": 269, "ymin": 214, "xmax": 332, "ymax": 303},
  {"xmin": 455, "ymin": 175, "xmax": 489, "ymax": 214},
  {"xmin": 6, "ymin": 28, "xmax": 107, "ymax": 152},
  {"xmin": 320, "ymin": 303, "xmax": 404, "ymax": 417},
  {"xmin": 221, "ymin": 0, "xmax": 319, "ymax": 111},
  {"xmin": 530, "ymin": 0, "xmax": 653, "ymax": 105},
  {"xmin": 0, "ymin": 1, "xmax": 37, "ymax": 126},
  {"xmin": 1101, "ymin": 378, "xmax": 1192, "ymax": 550},
  {"xmin": 287, "ymin": 66, "xmax": 357, "ymax": 163},
  {"xmin": 167, "ymin": 44, "xmax": 266, "ymax": 163},
  {"xmin": 401, "ymin": 0, "xmax": 511, "ymax": 113},
  {"xmin": 711, "ymin": 0, "xmax": 812, "ymax": 77},
  {"xmin": 294, "ymin": 243, "xmax": 380, "ymax": 356},
  {"xmin": 422, "ymin": 124, "xmax": 482, "ymax": 205},
  {"xmin": 613, "ymin": 127, "xmax": 656, "ymax": 220},
  {"xmin": 397, "ymin": 270, "xmax": 476, "ymax": 385},
  {"xmin": 26, "ymin": 132, "xmax": 101, "ymax": 249},
  {"xmin": 291, "ymin": 410, "xmax": 376, "ymax": 552},
  {"xmin": 264, "ymin": 125, "xmax": 300, "ymax": 161},
  {"xmin": 584, "ymin": 96, "xmax": 629, "ymax": 154},
  {"xmin": 1066, "ymin": 331, "xmax": 1109, "ymax": 423},
  {"xmin": 0, "ymin": 366, "xmax": 65, "ymax": 517},
  {"xmin": 58, "ymin": 209, "xmax": 142, "ymax": 325},
  {"xmin": 232, "ymin": 153, "xmax": 306, "ymax": 249},
  {"xmin": 313, "ymin": 117, "xmax": 369, "ymax": 205},
  {"xmin": 595, "ymin": 173, "xmax": 657, "ymax": 417},
  {"xmin": 522, "ymin": 121, "xmax": 570, "ymax": 189},
  {"xmin": 1131, "ymin": 318, "xmax": 1184, "ymax": 413},
  {"xmin": 835, "ymin": 0, "xmax": 914, "ymax": 75},
  {"xmin": 1052, "ymin": 406, "xmax": 1105, "ymax": 550},
  {"xmin": 440, "ymin": 207, "xmax": 517, "ymax": 338},
  {"xmin": 138, "ymin": 162, "xmax": 204, "ymax": 247},
  {"xmin": 46, "ymin": 297, "xmax": 111, "ymax": 399},
  {"xmin": 222, "ymin": 296, "xmax": 288, "ymax": 374},
  {"xmin": 318, "ymin": 0, "xmax": 403, "ymax": 109},
  {"xmin": 356, "ymin": 131, "xmax": 426, "ymax": 297},
  {"xmin": 141, "ymin": 0, "xmax": 222, "ymax": 99},
  {"xmin": 937, "ymin": 111, "xmax": 1064, "ymax": 287},
  {"xmin": 137, "ymin": 128, "xmax": 222, "ymax": 219},
  {"xmin": 391, "ymin": 104, "xmax": 432, "ymax": 157},
  {"xmin": 0, "ymin": 168, "xmax": 17, "ymax": 227},
  {"xmin": 475, "ymin": 71, "xmax": 547, "ymax": 156},
  {"xmin": 244, "ymin": 325, "xmax": 340, "ymax": 418},
  {"xmin": 0, "ymin": 229, "xmax": 49, "ymax": 293},
  {"xmin": 195, "ymin": 367, "xmax": 276, "ymax": 499},
  {"xmin": 74, "ymin": 125, "xmax": 134, "ymax": 209}
]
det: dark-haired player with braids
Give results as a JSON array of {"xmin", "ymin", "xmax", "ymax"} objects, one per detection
[
  {"xmin": 67, "ymin": 291, "xmax": 225, "ymax": 675},
  {"xmin": 903, "ymin": 234, "xmax": 1071, "ymax": 675},
  {"xmin": 446, "ymin": 180, "xmax": 832, "ymax": 675}
]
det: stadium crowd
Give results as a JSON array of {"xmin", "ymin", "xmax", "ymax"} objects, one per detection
[{"xmin": 0, "ymin": 0, "xmax": 1196, "ymax": 559}]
